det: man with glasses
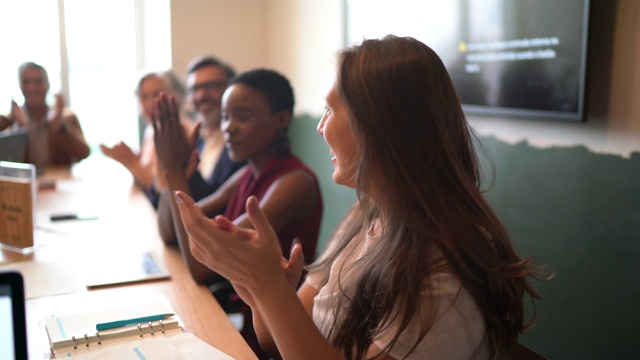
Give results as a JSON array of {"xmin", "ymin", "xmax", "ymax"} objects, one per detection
[
  {"xmin": 155, "ymin": 56, "xmax": 246, "ymax": 244},
  {"xmin": 185, "ymin": 57, "xmax": 243, "ymax": 188}
]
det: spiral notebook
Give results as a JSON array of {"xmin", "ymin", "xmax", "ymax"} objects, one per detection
[
  {"xmin": 45, "ymin": 299, "xmax": 180, "ymax": 354},
  {"xmin": 43, "ymin": 298, "xmax": 233, "ymax": 359}
]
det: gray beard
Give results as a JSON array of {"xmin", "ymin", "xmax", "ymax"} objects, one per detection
[{"xmin": 199, "ymin": 113, "xmax": 221, "ymax": 132}]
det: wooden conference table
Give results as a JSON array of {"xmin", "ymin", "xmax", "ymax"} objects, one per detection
[{"xmin": 0, "ymin": 155, "xmax": 257, "ymax": 359}]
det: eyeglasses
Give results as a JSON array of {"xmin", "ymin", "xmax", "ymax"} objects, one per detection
[{"xmin": 188, "ymin": 80, "xmax": 227, "ymax": 94}]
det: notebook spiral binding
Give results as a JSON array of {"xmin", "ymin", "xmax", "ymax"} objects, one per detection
[{"xmin": 50, "ymin": 318, "xmax": 178, "ymax": 353}]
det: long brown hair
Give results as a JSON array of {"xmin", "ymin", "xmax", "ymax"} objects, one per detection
[{"xmin": 309, "ymin": 35, "xmax": 543, "ymax": 359}]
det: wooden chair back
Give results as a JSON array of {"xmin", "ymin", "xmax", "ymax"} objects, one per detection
[{"xmin": 511, "ymin": 342, "xmax": 547, "ymax": 360}]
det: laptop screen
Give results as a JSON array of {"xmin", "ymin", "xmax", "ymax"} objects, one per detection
[
  {"xmin": 0, "ymin": 271, "xmax": 28, "ymax": 360},
  {"xmin": 0, "ymin": 128, "xmax": 29, "ymax": 163}
]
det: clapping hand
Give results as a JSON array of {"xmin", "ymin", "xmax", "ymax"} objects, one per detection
[
  {"xmin": 47, "ymin": 93, "xmax": 65, "ymax": 132},
  {"xmin": 100, "ymin": 142, "xmax": 139, "ymax": 168},
  {"xmin": 174, "ymin": 192, "xmax": 304, "ymax": 307},
  {"xmin": 151, "ymin": 93, "xmax": 200, "ymax": 176},
  {"xmin": 9, "ymin": 99, "xmax": 27, "ymax": 127}
]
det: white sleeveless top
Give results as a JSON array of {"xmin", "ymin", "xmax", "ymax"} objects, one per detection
[{"xmin": 306, "ymin": 222, "xmax": 488, "ymax": 359}]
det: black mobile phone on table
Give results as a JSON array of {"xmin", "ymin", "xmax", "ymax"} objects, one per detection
[{"xmin": 50, "ymin": 213, "xmax": 98, "ymax": 221}]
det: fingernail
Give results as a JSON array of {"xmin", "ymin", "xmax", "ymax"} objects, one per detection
[
  {"xmin": 291, "ymin": 238, "xmax": 301, "ymax": 252},
  {"xmin": 173, "ymin": 191, "xmax": 183, "ymax": 202}
]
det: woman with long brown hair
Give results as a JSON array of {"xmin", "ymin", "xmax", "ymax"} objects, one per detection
[{"xmin": 173, "ymin": 35, "xmax": 542, "ymax": 359}]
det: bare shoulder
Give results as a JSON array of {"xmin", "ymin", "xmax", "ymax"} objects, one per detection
[
  {"xmin": 271, "ymin": 169, "xmax": 318, "ymax": 198},
  {"xmin": 256, "ymin": 169, "xmax": 319, "ymax": 225}
]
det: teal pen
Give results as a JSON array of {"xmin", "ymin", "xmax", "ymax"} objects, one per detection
[{"xmin": 95, "ymin": 313, "xmax": 174, "ymax": 331}]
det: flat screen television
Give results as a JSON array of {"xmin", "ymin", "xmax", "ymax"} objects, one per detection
[{"xmin": 345, "ymin": 0, "xmax": 591, "ymax": 122}]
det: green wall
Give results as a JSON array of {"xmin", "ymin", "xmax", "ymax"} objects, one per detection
[
  {"xmin": 289, "ymin": 113, "xmax": 357, "ymax": 255},
  {"xmin": 479, "ymin": 135, "xmax": 640, "ymax": 359}
]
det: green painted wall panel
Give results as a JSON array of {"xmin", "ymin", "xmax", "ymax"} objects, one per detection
[
  {"xmin": 289, "ymin": 113, "xmax": 357, "ymax": 257},
  {"xmin": 479, "ymin": 136, "xmax": 640, "ymax": 359}
]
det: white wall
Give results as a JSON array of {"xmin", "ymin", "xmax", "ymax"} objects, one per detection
[
  {"xmin": 169, "ymin": 0, "xmax": 343, "ymax": 115},
  {"xmin": 170, "ymin": 0, "xmax": 268, "ymax": 79},
  {"xmin": 264, "ymin": 0, "xmax": 344, "ymax": 115}
]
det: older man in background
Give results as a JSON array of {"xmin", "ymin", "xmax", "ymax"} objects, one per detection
[{"xmin": 8, "ymin": 62, "xmax": 90, "ymax": 171}]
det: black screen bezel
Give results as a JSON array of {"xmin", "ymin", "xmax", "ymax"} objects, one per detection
[{"xmin": 0, "ymin": 271, "xmax": 28, "ymax": 360}]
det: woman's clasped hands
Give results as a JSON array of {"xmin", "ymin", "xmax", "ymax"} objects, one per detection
[{"xmin": 173, "ymin": 191, "xmax": 305, "ymax": 307}]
